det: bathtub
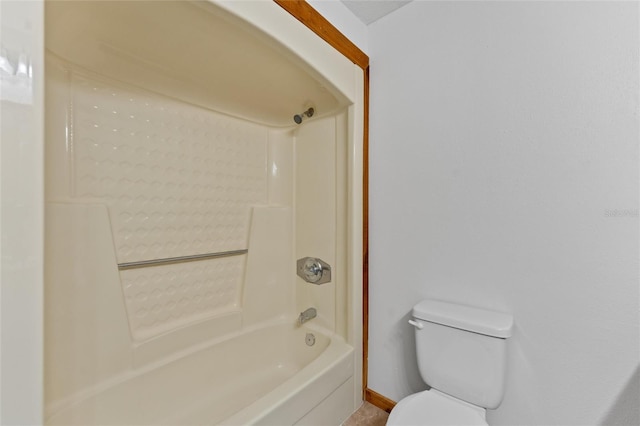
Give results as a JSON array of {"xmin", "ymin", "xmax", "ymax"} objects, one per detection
[
  {"xmin": 38, "ymin": 1, "xmax": 364, "ymax": 425},
  {"xmin": 46, "ymin": 322, "xmax": 354, "ymax": 425}
]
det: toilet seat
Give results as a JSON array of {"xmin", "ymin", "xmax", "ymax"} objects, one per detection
[{"xmin": 387, "ymin": 389, "xmax": 488, "ymax": 426}]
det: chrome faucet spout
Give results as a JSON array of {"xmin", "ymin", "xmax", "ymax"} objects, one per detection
[{"xmin": 298, "ymin": 307, "xmax": 317, "ymax": 326}]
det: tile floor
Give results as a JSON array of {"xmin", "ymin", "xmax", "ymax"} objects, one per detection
[{"xmin": 343, "ymin": 402, "xmax": 389, "ymax": 426}]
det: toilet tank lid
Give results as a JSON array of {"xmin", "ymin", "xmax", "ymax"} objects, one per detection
[{"xmin": 413, "ymin": 300, "xmax": 513, "ymax": 338}]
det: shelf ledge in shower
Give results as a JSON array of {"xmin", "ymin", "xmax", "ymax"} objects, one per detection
[{"xmin": 117, "ymin": 249, "xmax": 249, "ymax": 270}]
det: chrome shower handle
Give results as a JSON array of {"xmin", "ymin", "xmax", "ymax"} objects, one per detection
[
  {"xmin": 306, "ymin": 261, "xmax": 322, "ymax": 277},
  {"xmin": 296, "ymin": 257, "xmax": 331, "ymax": 284}
]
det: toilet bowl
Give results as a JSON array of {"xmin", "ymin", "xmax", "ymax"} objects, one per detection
[
  {"xmin": 387, "ymin": 389, "xmax": 487, "ymax": 426},
  {"xmin": 386, "ymin": 299, "xmax": 513, "ymax": 426}
]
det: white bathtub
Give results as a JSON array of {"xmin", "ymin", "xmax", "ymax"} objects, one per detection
[
  {"xmin": 47, "ymin": 323, "xmax": 354, "ymax": 425},
  {"xmin": 40, "ymin": 1, "xmax": 363, "ymax": 425}
]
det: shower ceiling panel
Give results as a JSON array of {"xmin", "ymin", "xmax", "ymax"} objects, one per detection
[{"xmin": 45, "ymin": 1, "xmax": 349, "ymax": 126}]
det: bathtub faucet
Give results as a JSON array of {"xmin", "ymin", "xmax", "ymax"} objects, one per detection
[{"xmin": 298, "ymin": 307, "xmax": 317, "ymax": 326}]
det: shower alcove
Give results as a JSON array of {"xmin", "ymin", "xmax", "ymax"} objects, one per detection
[{"xmin": 41, "ymin": 1, "xmax": 364, "ymax": 424}]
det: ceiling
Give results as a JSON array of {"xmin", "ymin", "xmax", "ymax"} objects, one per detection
[{"xmin": 340, "ymin": 0, "xmax": 412, "ymax": 25}]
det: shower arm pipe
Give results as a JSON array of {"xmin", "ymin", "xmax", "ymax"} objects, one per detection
[
  {"xmin": 117, "ymin": 249, "xmax": 248, "ymax": 270},
  {"xmin": 293, "ymin": 107, "xmax": 314, "ymax": 124}
]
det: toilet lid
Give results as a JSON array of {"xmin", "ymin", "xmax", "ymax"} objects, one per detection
[{"xmin": 387, "ymin": 390, "xmax": 488, "ymax": 426}]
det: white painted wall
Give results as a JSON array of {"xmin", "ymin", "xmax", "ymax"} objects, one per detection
[
  {"xmin": 367, "ymin": 2, "xmax": 639, "ymax": 425},
  {"xmin": 307, "ymin": 0, "xmax": 369, "ymax": 54}
]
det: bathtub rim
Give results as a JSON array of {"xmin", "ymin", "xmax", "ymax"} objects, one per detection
[
  {"xmin": 218, "ymin": 331, "xmax": 354, "ymax": 426},
  {"xmin": 44, "ymin": 318, "xmax": 341, "ymax": 423}
]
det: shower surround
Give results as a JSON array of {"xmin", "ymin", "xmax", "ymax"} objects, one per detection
[{"xmin": 42, "ymin": 1, "xmax": 364, "ymax": 424}]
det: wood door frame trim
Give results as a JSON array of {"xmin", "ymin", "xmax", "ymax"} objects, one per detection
[
  {"xmin": 365, "ymin": 388, "xmax": 397, "ymax": 413},
  {"xmin": 273, "ymin": 0, "xmax": 369, "ymax": 70},
  {"xmin": 273, "ymin": 0, "xmax": 384, "ymax": 412}
]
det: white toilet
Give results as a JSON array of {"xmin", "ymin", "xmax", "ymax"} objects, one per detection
[{"xmin": 387, "ymin": 299, "xmax": 513, "ymax": 426}]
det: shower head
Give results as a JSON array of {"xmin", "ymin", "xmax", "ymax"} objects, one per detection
[{"xmin": 293, "ymin": 107, "xmax": 314, "ymax": 124}]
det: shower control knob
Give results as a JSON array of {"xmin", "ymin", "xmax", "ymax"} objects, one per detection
[
  {"xmin": 296, "ymin": 257, "xmax": 331, "ymax": 285},
  {"xmin": 303, "ymin": 259, "xmax": 323, "ymax": 282}
]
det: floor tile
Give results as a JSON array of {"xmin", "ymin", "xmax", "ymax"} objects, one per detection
[{"xmin": 343, "ymin": 401, "xmax": 389, "ymax": 426}]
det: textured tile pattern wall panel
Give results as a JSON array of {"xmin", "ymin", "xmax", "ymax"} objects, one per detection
[
  {"xmin": 61, "ymin": 66, "xmax": 269, "ymax": 340},
  {"xmin": 72, "ymin": 71, "xmax": 268, "ymax": 264},
  {"xmin": 120, "ymin": 256, "xmax": 246, "ymax": 341}
]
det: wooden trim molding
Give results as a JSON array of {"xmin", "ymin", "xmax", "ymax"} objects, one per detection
[
  {"xmin": 274, "ymin": 0, "xmax": 374, "ymax": 407},
  {"xmin": 362, "ymin": 65, "xmax": 370, "ymax": 394},
  {"xmin": 273, "ymin": 0, "xmax": 369, "ymax": 69},
  {"xmin": 365, "ymin": 388, "xmax": 397, "ymax": 413}
]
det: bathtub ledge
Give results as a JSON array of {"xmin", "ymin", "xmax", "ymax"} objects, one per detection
[{"xmin": 215, "ymin": 335, "xmax": 354, "ymax": 425}]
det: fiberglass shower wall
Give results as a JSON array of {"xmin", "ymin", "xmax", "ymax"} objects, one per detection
[
  {"xmin": 43, "ymin": 3, "xmax": 349, "ymax": 409},
  {"xmin": 45, "ymin": 56, "xmax": 271, "ymax": 398},
  {"xmin": 1, "ymin": 0, "xmax": 364, "ymax": 421},
  {"xmin": 45, "ymin": 54, "xmax": 346, "ymax": 406},
  {"xmin": 294, "ymin": 114, "xmax": 349, "ymax": 335}
]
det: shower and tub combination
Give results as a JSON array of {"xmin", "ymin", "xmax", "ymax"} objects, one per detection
[{"xmin": 41, "ymin": 1, "xmax": 364, "ymax": 424}]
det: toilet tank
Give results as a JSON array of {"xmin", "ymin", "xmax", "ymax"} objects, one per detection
[{"xmin": 412, "ymin": 300, "xmax": 513, "ymax": 410}]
